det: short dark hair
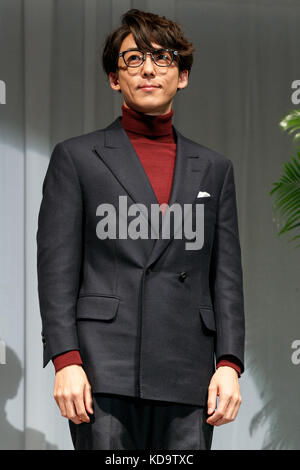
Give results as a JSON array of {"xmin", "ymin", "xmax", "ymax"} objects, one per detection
[{"xmin": 101, "ymin": 8, "xmax": 195, "ymax": 90}]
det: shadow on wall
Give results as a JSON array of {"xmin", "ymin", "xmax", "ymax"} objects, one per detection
[
  {"xmin": 0, "ymin": 345, "xmax": 57, "ymax": 450},
  {"xmin": 247, "ymin": 326, "xmax": 300, "ymax": 449}
]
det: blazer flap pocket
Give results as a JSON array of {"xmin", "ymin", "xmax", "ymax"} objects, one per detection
[
  {"xmin": 76, "ymin": 295, "xmax": 120, "ymax": 321},
  {"xmin": 199, "ymin": 307, "xmax": 216, "ymax": 332}
]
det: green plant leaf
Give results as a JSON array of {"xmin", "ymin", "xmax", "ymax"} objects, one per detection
[
  {"xmin": 270, "ymin": 148, "xmax": 300, "ymax": 247},
  {"xmin": 279, "ymin": 110, "xmax": 300, "ymax": 142}
]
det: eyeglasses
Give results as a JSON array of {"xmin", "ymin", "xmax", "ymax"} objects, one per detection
[{"xmin": 118, "ymin": 48, "xmax": 179, "ymax": 68}]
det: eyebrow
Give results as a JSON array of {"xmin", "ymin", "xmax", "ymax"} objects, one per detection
[{"xmin": 120, "ymin": 47, "xmax": 165, "ymax": 52}]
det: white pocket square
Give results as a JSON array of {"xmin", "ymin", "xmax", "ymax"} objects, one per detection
[{"xmin": 197, "ymin": 191, "xmax": 211, "ymax": 198}]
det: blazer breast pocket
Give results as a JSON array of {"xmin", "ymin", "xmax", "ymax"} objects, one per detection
[
  {"xmin": 188, "ymin": 196, "xmax": 216, "ymax": 230},
  {"xmin": 194, "ymin": 195, "xmax": 217, "ymax": 220},
  {"xmin": 76, "ymin": 294, "xmax": 120, "ymax": 321},
  {"xmin": 195, "ymin": 194, "xmax": 215, "ymax": 205}
]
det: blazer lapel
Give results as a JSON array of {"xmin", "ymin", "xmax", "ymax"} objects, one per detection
[
  {"xmin": 146, "ymin": 127, "xmax": 212, "ymax": 268},
  {"xmin": 92, "ymin": 116, "xmax": 212, "ymax": 268},
  {"xmin": 93, "ymin": 117, "xmax": 160, "ymax": 237}
]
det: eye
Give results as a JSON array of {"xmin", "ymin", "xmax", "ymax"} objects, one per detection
[
  {"xmin": 153, "ymin": 50, "xmax": 172, "ymax": 65},
  {"xmin": 157, "ymin": 53, "xmax": 168, "ymax": 60},
  {"xmin": 128, "ymin": 54, "xmax": 140, "ymax": 62},
  {"xmin": 124, "ymin": 51, "xmax": 143, "ymax": 65}
]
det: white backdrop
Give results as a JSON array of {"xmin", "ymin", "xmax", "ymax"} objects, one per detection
[{"xmin": 0, "ymin": 0, "xmax": 299, "ymax": 449}]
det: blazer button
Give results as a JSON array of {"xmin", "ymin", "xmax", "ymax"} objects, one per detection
[
  {"xmin": 178, "ymin": 271, "xmax": 187, "ymax": 282},
  {"xmin": 145, "ymin": 267, "xmax": 151, "ymax": 275}
]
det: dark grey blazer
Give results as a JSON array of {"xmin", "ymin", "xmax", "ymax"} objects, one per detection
[{"xmin": 36, "ymin": 116, "xmax": 245, "ymax": 406}]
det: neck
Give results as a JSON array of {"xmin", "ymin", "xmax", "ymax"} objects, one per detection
[
  {"xmin": 123, "ymin": 101, "xmax": 172, "ymax": 116},
  {"xmin": 120, "ymin": 103, "xmax": 174, "ymax": 137}
]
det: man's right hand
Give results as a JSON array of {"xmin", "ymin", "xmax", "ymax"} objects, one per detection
[{"xmin": 54, "ymin": 364, "xmax": 94, "ymax": 424}]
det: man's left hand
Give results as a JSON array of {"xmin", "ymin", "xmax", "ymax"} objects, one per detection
[{"xmin": 206, "ymin": 366, "xmax": 242, "ymax": 426}]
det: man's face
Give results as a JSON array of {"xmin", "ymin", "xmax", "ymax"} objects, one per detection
[{"xmin": 109, "ymin": 33, "xmax": 189, "ymax": 115}]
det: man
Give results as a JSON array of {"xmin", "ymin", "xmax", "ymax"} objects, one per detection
[{"xmin": 37, "ymin": 9, "xmax": 245, "ymax": 450}]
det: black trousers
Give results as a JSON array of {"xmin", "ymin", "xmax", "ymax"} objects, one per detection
[{"xmin": 69, "ymin": 393, "xmax": 214, "ymax": 450}]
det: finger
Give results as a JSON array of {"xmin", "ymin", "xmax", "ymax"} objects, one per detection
[
  {"xmin": 207, "ymin": 404, "xmax": 231, "ymax": 426},
  {"xmin": 214, "ymin": 404, "xmax": 235, "ymax": 426},
  {"xmin": 209, "ymin": 393, "xmax": 240, "ymax": 426},
  {"xmin": 74, "ymin": 392, "xmax": 90, "ymax": 423},
  {"xmin": 227, "ymin": 394, "xmax": 242, "ymax": 422},
  {"xmin": 65, "ymin": 398, "xmax": 82, "ymax": 425},
  {"xmin": 54, "ymin": 392, "xmax": 67, "ymax": 419},
  {"xmin": 84, "ymin": 383, "xmax": 94, "ymax": 415},
  {"xmin": 209, "ymin": 415, "xmax": 230, "ymax": 426},
  {"xmin": 206, "ymin": 394, "xmax": 231, "ymax": 425},
  {"xmin": 207, "ymin": 383, "xmax": 218, "ymax": 415}
]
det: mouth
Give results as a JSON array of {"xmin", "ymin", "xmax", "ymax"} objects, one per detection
[{"xmin": 139, "ymin": 85, "xmax": 160, "ymax": 91}]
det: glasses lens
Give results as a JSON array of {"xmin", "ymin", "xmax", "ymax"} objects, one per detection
[
  {"xmin": 124, "ymin": 50, "xmax": 144, "ymax": 67},
  {"xmin": 153, "ymin": 50, "xmax": 173, "ymax": 66}
]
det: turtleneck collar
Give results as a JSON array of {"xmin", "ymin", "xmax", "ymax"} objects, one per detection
[{"xmin": 120, "ymin": 104, "xmax": 174, "ymax": 137}]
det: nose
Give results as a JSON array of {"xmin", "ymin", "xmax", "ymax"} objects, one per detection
[{"xmin": 141, "ymin": 53, "xmax": 156, "ymax": 76}]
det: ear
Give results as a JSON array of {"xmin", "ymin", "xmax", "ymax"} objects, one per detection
[
  {"xmin": 109, "ymin": 72, "xmax": 121, "ymax": 92},
  {"xmin": 177, "ymin": 69, "xmax": 189, "ymax": 91}
]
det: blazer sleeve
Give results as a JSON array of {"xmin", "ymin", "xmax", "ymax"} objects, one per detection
[
  {"xmin": 36, "ymin": 142, "xmax": 83, "ymax": 368},
  {"xmin": 209, "ymin": 160, "xmax": 245, "ymax": 373}
]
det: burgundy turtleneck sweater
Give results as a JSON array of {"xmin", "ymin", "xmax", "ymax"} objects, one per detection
[{"xmin": 52, "ymin": 104, "xmax": 242, "ymax": 377}]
